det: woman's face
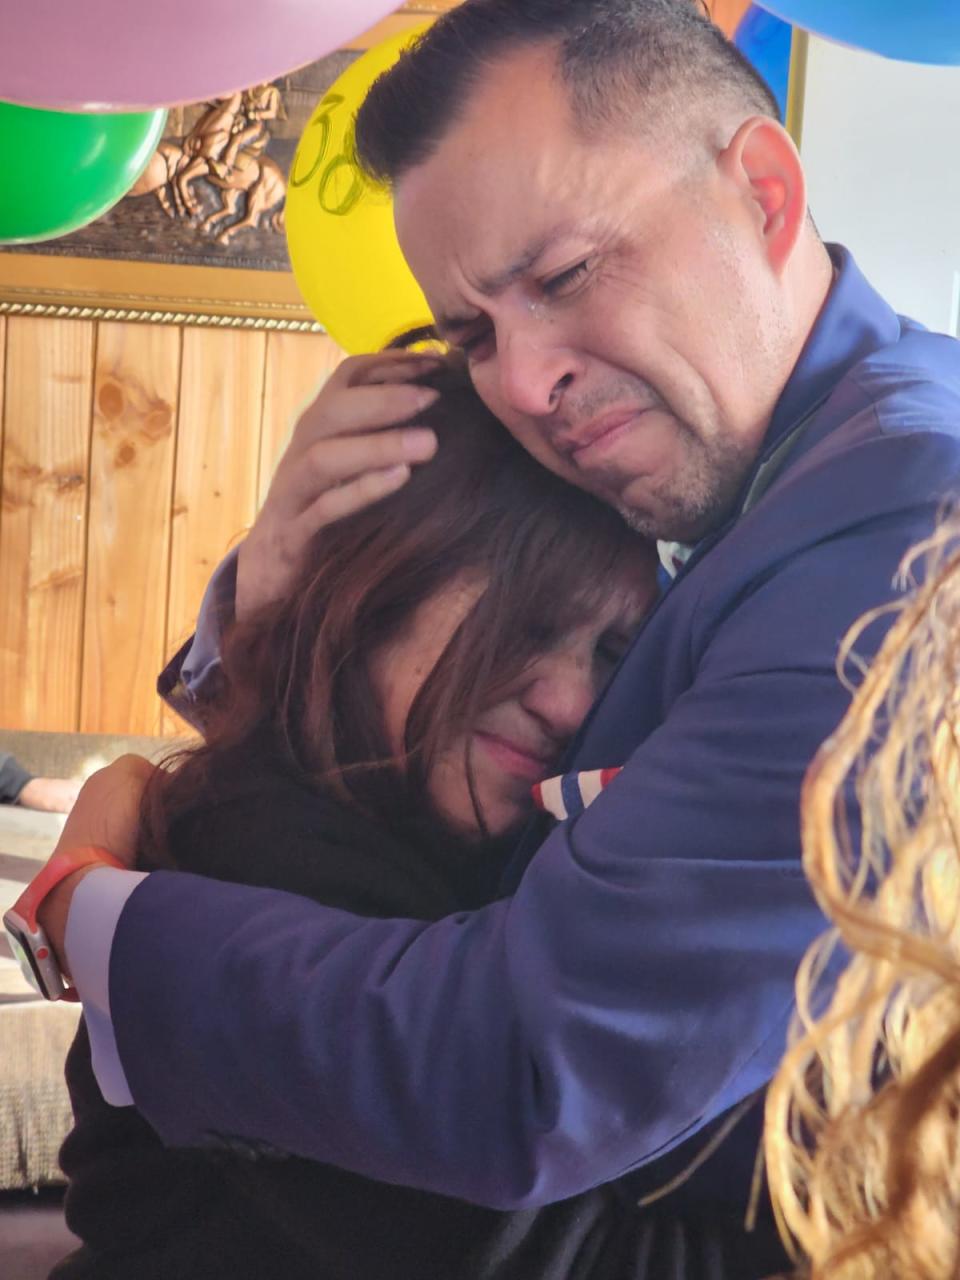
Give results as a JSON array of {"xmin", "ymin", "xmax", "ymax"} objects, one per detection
[{"xmin": 370, "ymin": 567, "xmax": 654, "ymax": 837}]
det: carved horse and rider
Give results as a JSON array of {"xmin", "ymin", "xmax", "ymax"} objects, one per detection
[{"xmin": 129, "ymin": 85, "xmax": 286, "ymax": 244}]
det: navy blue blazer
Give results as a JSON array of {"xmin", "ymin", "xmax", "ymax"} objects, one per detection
[{"xmin": 125, "ymin": 247, "xmax": 960, "ymax": 1210}]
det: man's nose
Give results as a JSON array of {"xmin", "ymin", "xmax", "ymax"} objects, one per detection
[
  {"xmin": 520, "ymin": 650, "xmax": 598, "ymax": 740},
  {"xmin": 493, "ymin": 328, "xmax": 578, "ymax": 420}
]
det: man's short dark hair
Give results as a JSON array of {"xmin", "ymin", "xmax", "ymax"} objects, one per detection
[{"xmin": 354, "ymin": 0, "xmax": 782, "ymax": 188}]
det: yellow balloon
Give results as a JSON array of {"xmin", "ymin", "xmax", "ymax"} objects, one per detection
[{"xmin": 286, "ymin": 25, "xmax": 434, "ymax": 353}]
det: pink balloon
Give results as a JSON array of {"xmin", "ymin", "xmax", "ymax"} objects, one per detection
[{"xmin": 0, "ymin": 0, "xmax": 405, "ymax": 111}]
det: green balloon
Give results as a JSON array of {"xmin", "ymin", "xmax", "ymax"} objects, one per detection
[{"xmin": 0, "ymin": 100, "xmax": 166, "ymax": 244}]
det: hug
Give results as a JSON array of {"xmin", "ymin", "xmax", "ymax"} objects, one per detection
[{"xmin": 7, "ymin": 2, "xmax": 960, "ymax": 1277}]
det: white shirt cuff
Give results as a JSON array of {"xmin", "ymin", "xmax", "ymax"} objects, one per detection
[{"xmin": 64, "ymin": 866, "xmax": 149, "ymax": 1107}]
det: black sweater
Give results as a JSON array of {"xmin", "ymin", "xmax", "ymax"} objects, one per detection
[{"xmin": 54, "ymin": 744, "xmax": 788, "ymax": 1280}]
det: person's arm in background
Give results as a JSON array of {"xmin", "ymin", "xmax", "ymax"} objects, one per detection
[
  {"xmin": 47, "ymin": 420, "xmax": 960, "ymax": 1209},
  {"xmin": 0, "ymin": 751, "xmax": 34, "ymax": 805},
  {"xmin": 18, "ymin": 776, "xmax": 82, "ymax": 813},
  {"xmin": 159, "ymin": 351, "xmax": 442, "ymax": 727},
  {"xmin": 0, "ymin": 751, "xmax": 81, "ymax": 813}
]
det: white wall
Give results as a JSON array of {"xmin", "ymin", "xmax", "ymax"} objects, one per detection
[{"xmin": 800, "ymin": 34, "xmax": 960, "ymax": 337}]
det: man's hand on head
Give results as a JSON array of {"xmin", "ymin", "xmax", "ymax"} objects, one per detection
[
  {"xmin": 35, "ymin": 755, "xmax": 155, "ymax": 974},
  {"xmin": 236, "ymin": 350, "xmax": 442, "ymax": 620}
]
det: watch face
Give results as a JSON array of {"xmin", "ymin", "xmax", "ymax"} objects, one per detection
[{"xmin": 2, "ymin": 909, "xmax": 56, "ymax": 999}]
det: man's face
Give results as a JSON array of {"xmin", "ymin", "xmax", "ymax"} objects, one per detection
[{"xmin": 394, "ymin": 47, "xmax": 790, "ymax": 542}]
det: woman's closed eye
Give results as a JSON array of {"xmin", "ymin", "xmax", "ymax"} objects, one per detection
[{"xmin": 595, "ymin": 631, "xmax": 631, "ymax": 672}]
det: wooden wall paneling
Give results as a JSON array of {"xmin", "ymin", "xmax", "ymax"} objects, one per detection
[
  {"xmin": 80, "ymin": 322, "xmax": 181, "ymax": 736},
  {"xmin": 258, "ymin": 332, "xmax": 344, "ymax": 505},
  {"xmin": 0, "ymin": 317, "xmax": 95, "ymax": 730},
  {"xmin": 0, "ymin": 316, "xmax": 5, "ymax": 585},
  {"xmin": 163, "ymin": 327, "xmax": 266, "ymax": 733}
]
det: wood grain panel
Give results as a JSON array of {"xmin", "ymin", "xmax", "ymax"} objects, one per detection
[
  {"xmin": 164, "ymin": 327, "xmax": 265, "ymax": 731},
  {"xmin": 0, "ymin": 317, "xmax": 94, "ymax": 730},
  {"xmin": 259, "ymin": 332, "xmax": 344, "ymax": 505},
  {"xmin": 0, "ymin": 316, "xmax": 5, "ymax": 568},
  {"xmin": 80, "ymin": 323, "xmax": 181, "ymax": 735},
  {"xmin": 0, "ymin": 318, "xmax": 5, "ymax": 651}
]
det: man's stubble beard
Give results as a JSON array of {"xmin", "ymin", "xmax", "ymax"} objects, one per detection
[{"xmin": 614, "ymin": 424, "xmax": 760, "ymax": 544}]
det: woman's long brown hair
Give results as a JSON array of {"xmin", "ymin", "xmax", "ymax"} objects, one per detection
[
  {"xmin": 765, "ymin": 513, "xmax": 960, "ymax": 1279},
  {"xmin": 140, "ymin": 358, "xmax": 654, "ymax": 864}
]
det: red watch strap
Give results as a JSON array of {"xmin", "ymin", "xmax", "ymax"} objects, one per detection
[{"xmin": 15, "ymin": 845, "xmax": 127, "ymax": 932}]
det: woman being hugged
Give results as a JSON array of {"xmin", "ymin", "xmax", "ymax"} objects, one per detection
[{"xmin": 54, "ymin": 350, "xmax": 659, "ymax": 1280}]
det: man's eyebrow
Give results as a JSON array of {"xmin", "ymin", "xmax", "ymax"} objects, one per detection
[
  {"xmin": 473, "ymin": 234, "xmax": 556, "ymax": 296},
  {"xmin": 434, "ymin": 229, "xmax": 574, "ymax": 340}
]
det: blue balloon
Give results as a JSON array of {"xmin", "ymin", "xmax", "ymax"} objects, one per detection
[
  {"xmin": 735, "ymin": 5, "xmax": 793, "ymax": 120},
  {"xmin": 757, "ymin": 1, "xmax": 960, "ymax": 66}
]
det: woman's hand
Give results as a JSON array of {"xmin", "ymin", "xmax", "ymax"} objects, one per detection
[
  {"xmin": 236, "ymin": 351, "xmax": 442, "ymax": 620},
  {"xmin": 36, "ymin": 756, "xmax": 156, "ymax": 973},
  {"xmin": 55, "ymin": 755, "xmax": 155, "ymax": 866}
]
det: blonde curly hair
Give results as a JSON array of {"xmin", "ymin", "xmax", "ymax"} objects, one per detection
[{"xmin": 765, "ymin": 516, "xmax": 960, "ymax": 1279}]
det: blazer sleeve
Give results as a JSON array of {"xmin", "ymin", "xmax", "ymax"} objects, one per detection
[
  {"xmin": 156, "ymin": 547, "xmax": 238, "ymax": 727},
  {"xmin": 109, "ymin": 429, "xmax": 959, "ymax": 1211}
]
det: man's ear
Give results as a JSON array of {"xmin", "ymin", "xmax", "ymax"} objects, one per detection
[{"xmin": 719, "ymin": 116, "xmax": 806, "ymax": 275}]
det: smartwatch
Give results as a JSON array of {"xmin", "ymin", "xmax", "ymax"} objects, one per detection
[{"xmin": 3, "ymin": 845, "xmax": 125, "ymax": 1001}]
